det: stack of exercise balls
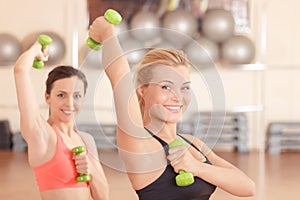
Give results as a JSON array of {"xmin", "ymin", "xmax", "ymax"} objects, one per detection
[
  {"xmin": 80, "ymin": 6, "xmax": 256, "ymax": 68},
  {"xmin": 201, "ymin": 9, "xmax": 256, "ymax": 65},
  {"xmin": 0, "ymin": 31, "xmax": 66, "ymax": 67},
  {"xmin": 0, "ymin": 33, "xmax": 22, "ymax": 66},
  {"xmin": 104, "ymin": 7, "xmax": 256, "ymax": 68},
  {"xmin": 0, "ymin": 7, "xmax": 256, "ymax": 69},
  {"xmin": 22, "ymin": 31, "xmax": 66, "ymax": 66}
]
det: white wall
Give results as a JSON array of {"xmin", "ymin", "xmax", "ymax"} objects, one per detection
[{"xmin": 1, "ymin": 0, "xmax": 300, "ymax": 150}]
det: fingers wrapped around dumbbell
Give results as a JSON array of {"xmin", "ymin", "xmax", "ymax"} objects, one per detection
[
  {"xmin": 88, "ymin": 16, "xmax": 116, "ymax": 46},
  {"xmin": 32, "ymin": 42, "xmax": 49, "ymax": 69},
  {"xmin": 87, "ymin": 9, "xmax": 122, "ymax": 50},
  {"xmin": 73, "ymin": 154, "xmax": 91, "ymax": 175},
  {"xmin": 167, "ymin": 145, "xmax": 187, "ymax": 163}
]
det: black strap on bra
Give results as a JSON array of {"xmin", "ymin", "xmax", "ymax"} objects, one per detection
[
  {"xmin": 144, "ymin": 128, "xmax": 206, "ymax": 158},
  {"xmin": 177, "ymin": 134, "xmax": 207, "ymax": 158},
  {"xmin": 144, "ymin": 128, "xmax": 169, "ymax": 155}
]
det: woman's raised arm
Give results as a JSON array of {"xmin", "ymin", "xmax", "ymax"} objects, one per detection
[{"xmin": 14, "ymin": 42, "xmax": 49, "ymax": 144}]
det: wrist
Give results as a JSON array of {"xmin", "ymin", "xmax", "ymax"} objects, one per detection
[
  {"xmin": 102, "ymin": 27, "xmax": 116, "ymax": 42},
  {"xmin": 194, "ymin": 160, "xmax": 206, "ymax": 178},
  {"xmin": 14, "ymin": 51, "xmax": 34, "ymax": 72}
]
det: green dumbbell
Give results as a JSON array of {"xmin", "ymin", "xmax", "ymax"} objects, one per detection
[
  {"xmin": 32, "ymin": 34, "xmax": 52, "ymax": 69},
  {"xmin": 168, "ymin": 139, "xmax": 195, "ymax": 187},
  {"xmin": 72, "ymin": 146, "xmax": 91, "ymax": 182},
  {"xmin": 87, "ymin": 9, "xmax": 122, "ymax": 51}
]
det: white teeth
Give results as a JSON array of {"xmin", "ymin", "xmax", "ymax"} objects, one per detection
[
  {"xmin": 165, "ymin": 106, "xmax": 181, "ymax": 111},
  {"xmin": 62, "ymin": 110, "xmax": 74, "ymax": 114}
]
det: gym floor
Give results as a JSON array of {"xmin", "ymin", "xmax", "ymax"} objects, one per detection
[{"xmin": 0, "ymin": 150, "xmax": 299, "ymax": 200}]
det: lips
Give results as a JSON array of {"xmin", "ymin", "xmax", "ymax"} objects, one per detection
[
  {"xmin": 164, "ymin": 105, "xmax": 182, "ymax": 112},
  {"xmin": 60, "ymin": 109, "xmax": 75, "ymax": 115}
]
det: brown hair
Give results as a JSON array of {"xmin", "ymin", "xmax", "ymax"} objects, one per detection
[
  {"xmin": 45, "ymin": 65, "xmax": 88, "ymax": 95},
  {"xmin": 134, "ymin": 48, "xmax": 191, "ymax": 116}
]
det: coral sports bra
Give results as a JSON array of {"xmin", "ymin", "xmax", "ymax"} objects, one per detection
[{"xmin": 33, "ymin": 129, "xmax": 89, "ymax": 191}]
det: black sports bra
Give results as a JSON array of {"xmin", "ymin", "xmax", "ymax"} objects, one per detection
[{"xmin": 135, "ymin": 129, "xmax": 216, "ymax": 200}]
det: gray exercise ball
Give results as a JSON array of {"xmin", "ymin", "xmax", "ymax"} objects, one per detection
[
  {"xmin": 40, "ymin": 31, "xmax": 66, "ymax": 65},
  {"xmin": 120, "ymin": 37, "xmax": 147, "ymax": 65},
  {"xmin": 152, "ymin": 39, "xmax": 178, "ymax": 49},
  {"xmin": 115, "ymin": 20, "xmax": 130, "ymax": 42},
  {"xmin": 162, "ymin": 9, "xmax": 198, "ymax": 47},
  {"xmin": 184, "ymin": 36, "xmax": 220, "ymax": 67},
  {"xmin": 221, "ymin": 35, "xmax": 256, "ymax": 65},
  {"xmin": 23, "ymin": 31, "xmax": 66, "ymax": 65},
  {"xmin": 202, "ymin": 9, "xmax": 235, "ymax": 43},
  {"xmin": 130, "ymin": 11, "xmax": 161, "ymax": 42},
  {"xmin": 82, "ymin": 45, "xmax": 102, "ymax": 68},
  {"xmin": 0, "ymin": 33, "xmax": 22, "ymax": 66}
]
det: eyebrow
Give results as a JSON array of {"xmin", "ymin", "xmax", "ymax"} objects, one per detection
[
  {"xmin": 158, "ymin": 80, "xmax": 174, "ymax": 84},
  {"xmin": 158, "ymin": 80, "xmax": 191, "ymax": 85},
  {"xmin": 57, "ymin": 90, "xmax": 82, "ymax": 94},
  {"xmin": 57, "ymin": 90, "xmax": 67, "ymax": 94},
  {"xmin": 183, "ymin": 81, "xmax": 191, "ymax": 85}
]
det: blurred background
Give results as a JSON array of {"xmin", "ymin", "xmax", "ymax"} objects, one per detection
[{"xmin": 0, "ymin": 0, "xmax": 300, "ymax": 199}]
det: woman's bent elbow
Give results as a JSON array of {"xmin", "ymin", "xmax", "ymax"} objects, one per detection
[{"xmin": 245, "ymin": 180, "xmax": 256, "ymax": 197}]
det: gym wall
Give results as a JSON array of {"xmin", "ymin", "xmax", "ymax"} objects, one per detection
[{"xmin": 1, "ymin": 0, "xmax": 300, "ymax": 150}]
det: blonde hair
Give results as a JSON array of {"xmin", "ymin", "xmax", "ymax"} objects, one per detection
[{"xmin": 134, "ymin": 48, "xmax": 191, "ymax": 116}]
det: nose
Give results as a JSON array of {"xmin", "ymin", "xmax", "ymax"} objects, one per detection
[
  {"xmin": 171, "ymin": 88, "xmax": 190, "ymax": 104},
  {"xmin": 65, "ymin": 96, "xmax": 74, "ymax": 107},
  {"xmin": 171, "ymin": 88, "xmax": 182, "ymax": 102}
]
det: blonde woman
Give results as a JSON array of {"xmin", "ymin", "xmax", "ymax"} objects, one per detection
[{"xmin": 89, "ymin": 14, "xmax": 255, "ymax": 200}]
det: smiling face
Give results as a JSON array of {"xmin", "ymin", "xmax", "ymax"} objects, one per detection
[
  {"xmin": 138, "ymin": 65, "xmax": 191, "ymax": 125},
  {"xmin": 45, "ymin": 76, "xmax": 85, "ymax": 123}
]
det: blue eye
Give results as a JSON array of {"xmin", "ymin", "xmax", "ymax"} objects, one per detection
[
  {"xmin": 181, "ymin": 86, "xmax": 190, "ymax": 91},
  {"xmin": 74, "ymin": 94, "xmax": 82, "ymax": 99},
  {"xmin": 162, "ymin": 85, "xmax": 171, "ymax": 90}
]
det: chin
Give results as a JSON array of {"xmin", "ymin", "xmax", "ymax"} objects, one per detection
[
  {"xmin": 60, "ymin": 116, "xmax": 75, "ymax": 123},
  {"xmin": 164, "ymin": 116, "xmax": 182, "ymax": 124}
]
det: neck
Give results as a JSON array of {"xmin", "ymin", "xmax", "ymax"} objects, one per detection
[
  {"xmin": 47, "ymin": 118, "xmax": 75, "ymax": 136},
  {"xmin": 145, "ymin": 120, "xmax": 177, "ymax": 143}
]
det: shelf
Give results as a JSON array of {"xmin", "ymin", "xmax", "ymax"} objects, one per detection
[
  {"xmin": 218, "ymin": 62, "xmax": 267, "ymax": 71},
  {"xmin": 228, "ymin": 104, "xmax": 264, "ymax": 112},
  {"xmin": 199, "ymin": 104, "xmax": 264, "ymax": 113}
]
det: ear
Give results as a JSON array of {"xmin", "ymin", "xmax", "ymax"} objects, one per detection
[
  {"xmin": 45, "ymin": 92, "xmax": 50, "ymax": 104},
  {"xmin": 137, "ymin": 85, "xmax": 147, "ymax": 97}
]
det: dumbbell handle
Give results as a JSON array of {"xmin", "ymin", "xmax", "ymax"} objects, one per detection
[
  {"xmin": 72, "ymin": 146, "xmax": 91, "ymax": 182},
  {"xmin": 87, "ymin": 9, "xmax": 122, "ymax": 51},
  {"xmin": 32, "ymin": 34, "xmax": 52, "ymax": 69},
  {"xmin": 168, "ymin": 139, "xmax": 195, "ymax": 187}
]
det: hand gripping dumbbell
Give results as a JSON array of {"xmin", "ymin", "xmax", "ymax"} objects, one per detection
[
  {"xmin": 87, "ymin": 9, "xmax": 122, "ymax": 51},
  {"xmin": 168, "ymin": 139, "xmax": 195, "ymax": 187},
  {"xmin": 32, "ymin": 34, "xmax": 52, "ymax": 69},
  {"xmin": 72, "ymin": 146, "xmax": 91, "ymax": 182}
]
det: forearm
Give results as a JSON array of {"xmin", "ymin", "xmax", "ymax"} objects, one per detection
[
  {"xmin": 89, "ymin": 176, "xmax": 109, "ymax": 200},
  {"xmin": 14, "ymin": 49, "xmax": 42, "ymax": 135},
  {"xmin": 102, "ymin": 37, "xmax": 145, "ymax": 136},
  {"xmin": 102, "ymin": 36, "xmax": 131, "ymax": 89},
  {"xmin": 89, "ymin": 161, "xmax": 109, "ymax": 200},
  {"xmin": 14, "ymin": 47, "xmax": 37, "ymax": 73},
  {"xmin": 196, "ymin": 162, "xmax": 255, "ymax": 197}
]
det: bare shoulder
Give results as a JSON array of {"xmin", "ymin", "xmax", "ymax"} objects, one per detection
[
  {"xmin": 179, "ymin": 133, "xmax": 204, "ymax": 147},
  {"xmin": 179, "ymin": 133, "xmax": 212, "ymax": 155},
  {"xmin": 77, "ymin": 131, "xmax": 99, "ymax": 159},
  {"xmin": 77, "ymin": 130, "xmax": 95, "ymax": 141}
]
